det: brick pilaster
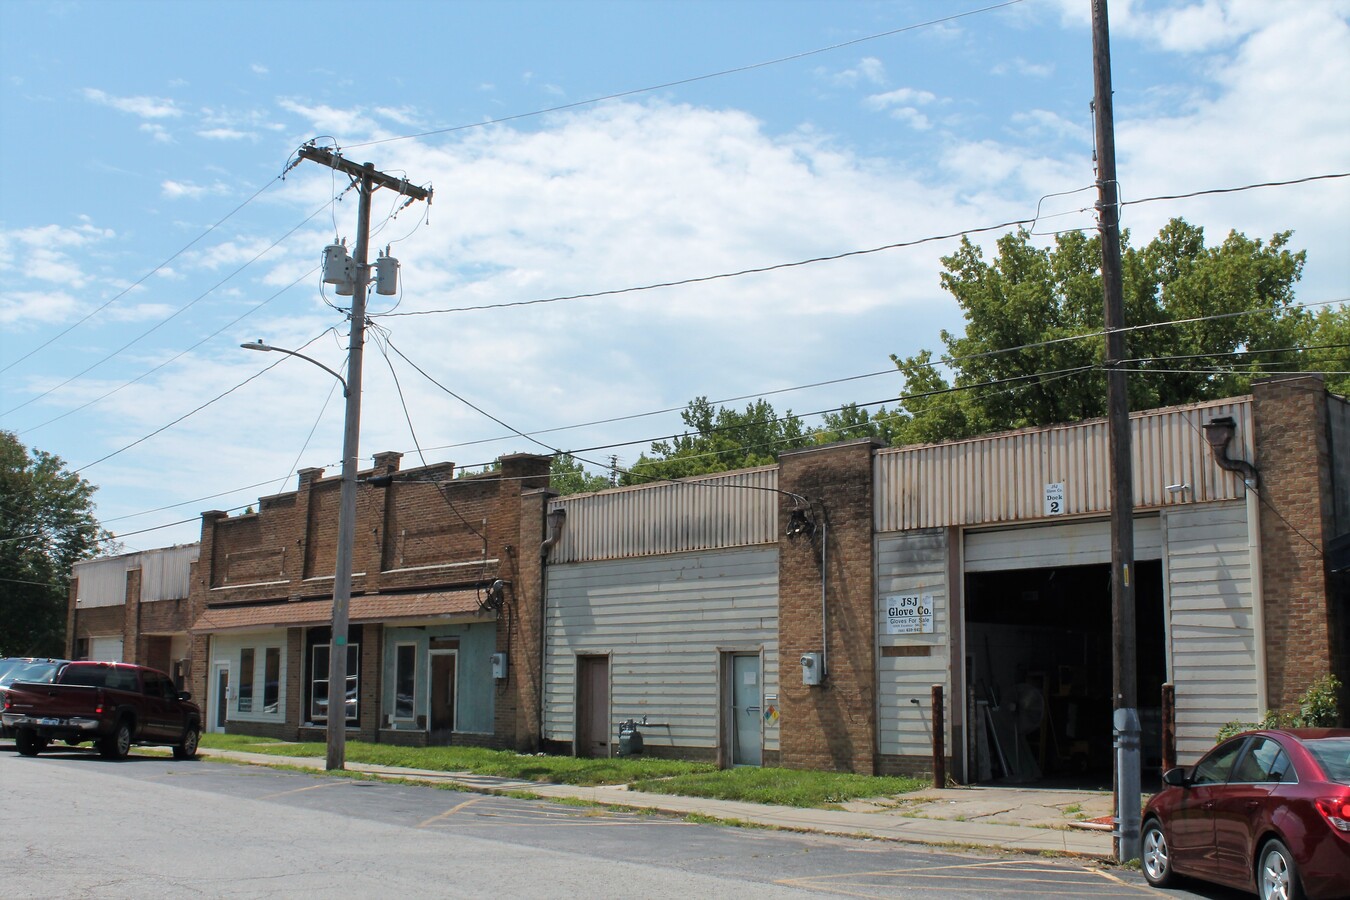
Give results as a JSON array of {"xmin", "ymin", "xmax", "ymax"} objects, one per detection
[
  {"xmin": 778, "ymin": 438, "xmax": 881, "ymax": 774},
  {"xmin": 1252, "ymin": 375, "xmax": 1340, "ymax": 711}
]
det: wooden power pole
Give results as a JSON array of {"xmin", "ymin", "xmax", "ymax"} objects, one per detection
[
  {"xmin": 1091, "ymin": 0, "xmax": 1141, "ymax": 864},
  {"xmin": 295, "ymin": 144, "xmax": 430, "ymax": 771}
]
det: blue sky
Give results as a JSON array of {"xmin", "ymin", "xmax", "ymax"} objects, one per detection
[{"xmin": 2, "ymin": 0, "xmax": 1347, "ymax": 551}]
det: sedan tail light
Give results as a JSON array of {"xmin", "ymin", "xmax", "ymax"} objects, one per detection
[{"xmin": 1316, "ymin": 797, "xmax": 1350, "ymax": 833}]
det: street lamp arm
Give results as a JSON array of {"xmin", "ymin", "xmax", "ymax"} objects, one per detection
[{"xmin": 241, "ymin": 340, "xmax": 348, "ymax": 396}]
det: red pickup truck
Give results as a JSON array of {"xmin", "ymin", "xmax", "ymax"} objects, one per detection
[{"xmin": 1, "ymin": 661, "xmax": 201, "ymax": 760}]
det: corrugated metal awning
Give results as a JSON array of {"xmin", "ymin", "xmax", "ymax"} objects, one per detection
[{"xmin": 192, "ymin": 590, "xmax": 490, "ymax": 633}]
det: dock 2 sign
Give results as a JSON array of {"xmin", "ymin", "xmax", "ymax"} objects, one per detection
[{"xmin": 885, "ymin": 593, "xmax": 934, "ymax": 635}]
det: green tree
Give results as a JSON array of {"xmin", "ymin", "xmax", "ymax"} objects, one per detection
[
  {"xmin": 813, "ymin": 402, "xmax": 906, "ymax": 446},
  {"xmin": 0, "ymin": 432, "xmax": 111, "ymax": 656},
  {"xmin": 891, "ymin": 219, "xmax": 1312, "ymax": 442},
  {"xmin": 550, "ymin": 453, "xmax": 612, "ymax": 495},
  {"xmin": 622, "ymin": 397, "xmax": 812, "ymax": 484}
]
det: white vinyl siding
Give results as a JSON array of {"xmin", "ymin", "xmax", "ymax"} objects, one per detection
[
  {"xmin": 1164, "ymin": 501, "xmax": 1260, "ymax": 761},
  {"xmin": 875, "ymin": 530, "xmax": 950, "ymax": 760},
  {"xmin": 544, "ymin": 547, "xmax": 778, "ymax": 752},
  {"xmin": 964, "ymin": 517, "xmax": 1162, "ymax": 572}
]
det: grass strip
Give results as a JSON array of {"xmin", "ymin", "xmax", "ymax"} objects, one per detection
[
  {"xmin": 630, "ymin": 766, "xmax": 927, "ymax": 808},
  {"xmin": 199, "ymin": 736, "xmax": 714, "ymax": 786}
]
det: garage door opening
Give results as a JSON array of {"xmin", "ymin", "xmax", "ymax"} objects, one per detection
[{"xmin": 964, "ymin": 560, "xmax": 1165, "ymax": 788}]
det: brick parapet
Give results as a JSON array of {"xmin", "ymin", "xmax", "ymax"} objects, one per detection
[{"xmin": 778, "ymin": 439, "xmax": 882, "ymax": 774}]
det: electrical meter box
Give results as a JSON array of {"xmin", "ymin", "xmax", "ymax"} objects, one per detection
[
  {"xmin": 800, "ymin": 652, "xmax": 822, "ymax": 686},
  {"xmin": 491, "ymin": 652, "xmax": 508, "ymax": 680}
]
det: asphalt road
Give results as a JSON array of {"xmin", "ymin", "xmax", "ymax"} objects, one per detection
[{"xmin": 1, "ymin": 745, "xmax": 1238, "ymax": 899}]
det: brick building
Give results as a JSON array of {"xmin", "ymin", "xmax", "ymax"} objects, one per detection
[
  {"xmin": 185, "ymin": 451, "xmax": 551, "ymax": 749},
  {"xmin": 67, "ymin": 375, "xmax": 1346, "ymax": 783},
  {"xmin": 539, "ymin": 375, "xmax": 1347, "ymax": 780}
]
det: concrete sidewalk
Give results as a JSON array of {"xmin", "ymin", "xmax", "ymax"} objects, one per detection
[{"xmin": 197, "ymin": 748, "xmax": 1118, "ymax": 859}]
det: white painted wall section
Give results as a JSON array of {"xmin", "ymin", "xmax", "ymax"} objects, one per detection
[{"xmin": 544, "ymin": 547, "xmax": 778, "ymax": 753}]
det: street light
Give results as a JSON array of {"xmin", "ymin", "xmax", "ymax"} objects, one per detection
[
  {"xmin": 241, "ymin": 341, "xmax": 348, "ymax": 395},
  {"xmin": 242, "ymin": 333, "xmax": 362, "ymax": 770}
]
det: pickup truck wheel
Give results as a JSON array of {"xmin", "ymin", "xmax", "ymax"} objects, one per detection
[
  {"xmin": 173, "ymin": 724, "xmax": 200, "ymax": 760},
  {"xmin": 15, "ymin": 730, "xmax": 47, "ymax": 757},
  {"xmin": 99, "ymin": 719, "xmax": 133, "ymax": 760}
]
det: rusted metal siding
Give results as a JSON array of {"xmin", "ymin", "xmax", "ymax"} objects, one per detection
[
  {"xmin": 549, "ymin": 467, "xmax": 778, "ymax": 563},
  {"xmin": 875, "ymin": 398, "xmax": 1254, "ymax": 532}
]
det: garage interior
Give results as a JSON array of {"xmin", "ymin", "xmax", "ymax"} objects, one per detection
[{"xmin": 964, "ymin": 560, "xmax": 1165, "ymax": 789}]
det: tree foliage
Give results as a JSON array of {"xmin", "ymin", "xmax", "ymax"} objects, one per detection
[
  {"xmin": 889, "ymin": 218, "xmax": 1315, "ymax": 442},
  {"xmin": 551, "ymin": 453, "xmax": 612, "ymax": 496},
  {"xmin": 0, "ymin": 432, "xmax": 110, "ymax": 656},
  {"xmin": 621, "ymin": 397, "xmax": 812, "ymax": 485}
]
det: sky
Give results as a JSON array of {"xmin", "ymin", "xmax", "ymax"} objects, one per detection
[{"xmin": 2, "ymin": 0, "xmax": 1347, "ymax": 552}]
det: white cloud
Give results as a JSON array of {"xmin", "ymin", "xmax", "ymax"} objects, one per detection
[
  {"xmin": 277, "ymin": 98, "xmax": 381, "ymax": 138},
  {"xmin": 991, "ymin": 57, "xmax": 1054, "ymax": 78},
  {"xmin": 822, "ymin": 57, "xmax": 888, "ymax": 88},
  {"xmin": 0, "ymin": 222, "xmax": 115, "ymax": 294},
  {"xmin": 160, "ymin": 179, "xmax": 231, "ymax": 199},
  {"xmin": 0, "ymin": 290, "xmax": 84, "ymax": 327},
  {"xmin": 196, "ymin": 127, "xmax": 252, "ymax": 141},
  {"xmin": 251, "ymin": 63, "xmax": 268, "ymax": 75},
  {"xmin": 866, "ymin": 87, "xmax": 938, "ymax": 109},
  {"xmin": 374, "ymin": 105, "xmax": 421, "ymax": 126},
  {"xmin": 865, "ymin": 87, "xmax": 939, "ymax": 129},
  {"xmin": 140, "ymin": 123, "xmax": 173, "ymax": 143},
  {"xmin": 1011, "ymin": 109, "xmax": 1091, "ymax": 144},
  {"xmin": 83, "ymin": 87, "xmax": 181, "ymax": 118}
]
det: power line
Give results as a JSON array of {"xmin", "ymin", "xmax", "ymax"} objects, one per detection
[
  {"xmin": 16, "ymin": 267, "xmax": 325, "ymax": 437},
  {"xmin": 347, "ymin": 0, "xmax": 1027, "ymax": 151},
  {"xmin": 69, "ymin": 330, "xmax": 332, "ymax": 475},
  {"xmin": 2, "ymin": 199, "xmax": 334, "ymax": 420},
  {"xmin": 0, "ymin": 171, "xmax": 292, "ymax": 376},
  {"xmin": 379, "ymin": 174, "xmax": 1349, "ymax": 319},
  {"xmin": 49, "ymin": 300, "xmax": 1348, "ymax": 535}
]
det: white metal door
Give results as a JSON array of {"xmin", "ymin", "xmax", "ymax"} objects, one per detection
[
  {"xmin": 89, "ymin": 635, "xmax": 123, "ymax": 661},
  {"xmin": 964, "ymin": 517, "xmax": 1161, "ymax": 572}
]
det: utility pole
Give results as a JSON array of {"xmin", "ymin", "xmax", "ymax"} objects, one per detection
[
  {"xmin": 295, "ymin": 144, "xmax": 431, "ymax": 771},
  {"xmin": 1091, "ymin": 0, "xmax": 1141, "ymax": 863}
]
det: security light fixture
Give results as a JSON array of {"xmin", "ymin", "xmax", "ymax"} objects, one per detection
[{"xmin": 786, "ymin": 506, "xmax": 816, "ymax": 538}]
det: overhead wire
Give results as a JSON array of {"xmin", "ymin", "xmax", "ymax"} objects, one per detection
[
  {"xmin": 0, "ymin": 163, "xmax": 298, "ymax": 376},
  {"xmin": 16, "ymin": 265, "xmax": 324, "ymax": 437},
  {"xmin": 377, "ymin": 173, "xmax": 1349, "ymax": 319},
  {"xmin": 2, "ymin": 197, "xmax": 338, "ymax": 420},
  {"xmin": 347, "ymin": 0, "xmax": 1029, "ymax": 150},
  {"xmin": 69, "ymin": 329, "xmax": 334, "ymax": 475}
]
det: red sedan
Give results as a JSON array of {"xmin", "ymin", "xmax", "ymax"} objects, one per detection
[{"xmin": 1141, "ymin": 728, "xmax": 1350, "ymax": 899}]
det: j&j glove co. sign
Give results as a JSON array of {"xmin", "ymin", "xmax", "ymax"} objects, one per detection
[{"xmin": 884, "ymin": 593, "xmax": 934, "ymax": 635}]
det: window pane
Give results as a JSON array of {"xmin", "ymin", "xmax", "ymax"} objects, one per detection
[
  {"xmin": 310, "ymin": 645, "xmax": 329, "ymax": 721},
  {"xmin": 1193, "ymin": 739, "xmax": 1245, "ymax": 785},
  {"xmin": 238, "ymin": 649, "xmax": 255, "ymax": 713},
  {"xmin": 263, "ymin": 648, "xmax": 281, "ymax": 715},
  {"xmin": 395, "ymin": 645, "xmax": 416, "ymax": 719},
  {"xmin": 345, "ymin": 645, "xmax": 359, "ymax": 723}
]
